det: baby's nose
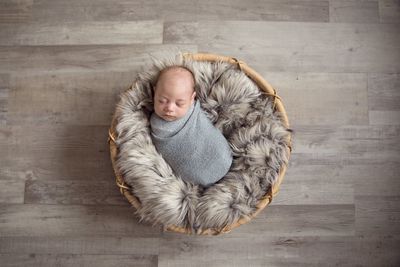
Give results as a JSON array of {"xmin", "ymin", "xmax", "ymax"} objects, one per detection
[{"xmin": 164, "ymin": 103, "xmax": 174, "ymax": 112}]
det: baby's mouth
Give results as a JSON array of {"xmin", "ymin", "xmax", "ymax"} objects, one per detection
[{"xmin": 163, "ymin": 115, "xmax": 176, "ymax": 121}]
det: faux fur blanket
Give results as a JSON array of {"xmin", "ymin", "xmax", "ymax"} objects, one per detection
[
  {"xmin": 113, "ymin": 53, "xmax": 291, "ymax": 232},
  {"xmin": 150, "ymin": 100, "xmax": 233, "ymax": 187}
]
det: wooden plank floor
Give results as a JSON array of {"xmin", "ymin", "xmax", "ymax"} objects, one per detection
[{"xmin": 1, "ymin": 0, "xmax": 399, "ymax": 266}]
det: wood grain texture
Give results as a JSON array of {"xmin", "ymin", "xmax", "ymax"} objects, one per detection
[
  {"xmin": 369, "ymin": 110, "xmax": 400, "ymax": 125},
  {"xmin": 0, "ymin": 149, "xmax": 115, "ymax": 182},
  {"xmin": 158, "ymin": 236, "xmax": 400, "ymax": 266},
  {"xmin": 24, "ymin": 179, "xmax": 126, "ymax": 205},
  {"xmin": 0, "ymin": 0, "xmax": 33, "ymax": 23},
  {"xmin": 0, "ymin": 45, "xmax": 197, "ymax": 74},
  {"xmin": 264, "ymin": 72, "xmax": 368, "ymax": 125},
  {"xmin": 0, "ymin": 21, "xmax": 163, "ymax": 45},
  {"xmin": 0, "ymin": 180, "xmax": 25, "ymax": 204},
  {"xmin": 28, "ymin": 0, "xmax": 329, "ymax": 22},
  {"xmin": 225, "ymin": 204, "xmax": 355, "ymax": 237},
  {"xmin": 368, "ymin": 73, "xmax": 400, "ymax": 111},
  {"xmin": 0, "ymin": 236, "xmax": 159, "ymax": 255},
  {"xmin": 0, "ymin": 204, "xmax": 161, "ymax": 237},
  {"xmin": 7, "ymin": 71, "xmax": 131, "ymax": 125},
  {"xmin": 0, "ymin": 254, "xmax": 157, "ymax": 267},
  {"xmin": 340, "ymin": 163, "xmax": 400, "ymax": 196},
  {"xmin": 0, "ymin": 74, "xmax": 9, "ymax": 126},
  {"xmin": 0, "ymin": 0, "xmax": 399, "ymax": 265},
  {"xmin": 379, "ymin": 0, "xmax": 400, "ymax": 23},
  {"xmin": 330, "ymin": 0, "xmax": 379, "ymax": 23},
  {"xmin": 274, "ymin": 164, "xmax": 354, "ymax": 205},
  {"xmin": 355, "ymin": 195, "xmax": 400, "ymax": 236},
  {"xmin": 292, "ymin": 125, "xmax": 400, "ymax": 164},
  {"xmin": 0, "ymin": 125, "xmax": 115, "ymax": 182},
  {"xmin": 165, "ymin": 21, "xmax": 400, "ymax": 73}
]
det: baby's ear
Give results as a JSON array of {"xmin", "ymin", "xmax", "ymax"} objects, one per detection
[{"xmin": 191, "ymin": 91, "xmax": 196, "ymax": 100}]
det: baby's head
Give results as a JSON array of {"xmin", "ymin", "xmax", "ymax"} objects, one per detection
[{"xmin": 153, "ymin": 66, "xmax": 196, "ymax": 121}]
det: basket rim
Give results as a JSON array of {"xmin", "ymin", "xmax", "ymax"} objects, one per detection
[{"xmin": 109, "ymin": 52, "xmax": 292, "ymax": 235}]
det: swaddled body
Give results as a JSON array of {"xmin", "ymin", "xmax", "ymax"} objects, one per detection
[
  {"xmin": 150, "ymin": 66, "xmax": 232, "ymax": 187},
  {"xmin": 151, "ymin": 100, "xmax": 232, "ymax": 186}
]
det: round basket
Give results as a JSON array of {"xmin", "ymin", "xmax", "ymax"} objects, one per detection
[{"xmin": 108, "ymin": 53, "xmax": 291, "ymax": 235}]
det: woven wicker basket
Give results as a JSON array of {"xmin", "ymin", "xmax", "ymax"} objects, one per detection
[{"xmin": 108, "ymin": 53, "xmax": 291, "ymax": 235}]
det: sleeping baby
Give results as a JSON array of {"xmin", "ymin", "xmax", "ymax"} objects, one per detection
[{"xmin": 150, "ymin": 66, "xmax": 232, "ymax": 187}]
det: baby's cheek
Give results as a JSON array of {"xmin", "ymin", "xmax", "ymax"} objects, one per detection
[
  {"xmin": 154, "ymin": 105, "xmax": 163, "ymax": 117},
  {"xmin": 178, "ymin": 107, "xmax": 189, "ymax": 117}
]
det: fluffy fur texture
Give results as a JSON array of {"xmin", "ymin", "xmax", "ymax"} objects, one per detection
[{"xmin": 113, "ymin": 53, "xmax": 291, "ymax": 233}]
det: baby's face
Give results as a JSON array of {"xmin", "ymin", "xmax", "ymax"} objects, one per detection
[{"xmin": 154, "ymin": 68, "xmax": 196, "ymax": 121}]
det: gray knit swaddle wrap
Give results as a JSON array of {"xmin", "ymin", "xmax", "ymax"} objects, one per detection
[{"xmin": 150, "ymin": 101, "xmax": 232, "ymax": 186}]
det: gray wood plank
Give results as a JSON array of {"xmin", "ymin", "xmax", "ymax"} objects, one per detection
[
  {"xmin": 342, "ymin": 163, "xmax": 400, "ymax": 196},
  {"xmin": 0, "ymin": 254, "xmax": 157, "ymax": 267},
  {"xmin": 0, "ymin": 125, "xmax": 115, "ymax": 182},
  {"xmin": 274, "ymin": 164, "xmax": 354, "ymax": 205},
  {"xmin": 329, "ymin": 0, "xmax": 379, "ymax": 23},
  {"xmin": 158, "ymin": 256, "xmax": 400, "ymax": 267},
  {"xmin": 0, "ymin": 74, "xmax": 9, "ymax": 126},
  {"xmin": 368, "ymin": 73, "xmax": 400, "ymax": 111},
  {"xmin": 2, "ymin": 125, "xmax": 110, "ymax": 150},
  {"xmin": 369, "ymin": 110, "xmax": 400, "ymax": 125},
  {"xmin": 0, "ymin": 149, "xmax": 115, "ymax": 182},
  {"xmin": 195, "ymin": 0, "xmax": 329, "ymax": 22},
  {"xmin": 291, "ymin": 125, "xmax": 400, "ymax": 164},
  {"xmin": 0, "ymin": 45, "xmax": 197, "ymax": 74},
  {"xmin": 158, "ymin": 235, "xmax": 400, "ymax": 266},
  {"xmin": 290, "ymin": 150, "xmax": 400, "ymax": 166},
  {"xmin": 0, "ymin": 151, "xmax": 36, "ymax": 181},
  {"xmin": 24, "ymin": 180, "xmax": 126, "ymax": 205},
  {"xmin": 228, "ymin": 204, "xmax": 354, "ymax": 237},
  {"xmin": 0, "ymin": 21, "xmax": 163, "ymax": 45},
  {"xmin": 0, "ymin": 236, "xmax": 159, "ymax": 255},
  {"xmin": 355, "ymin": 195, "xmax": 400, "ymax": 236},
  {"xmin": 0, "ymin": 0, "xmax": 33, "ymax": 23},
  {"xmin": 293, "ymin": 124, "xmax": 400, "ymax": 154},
  {"xmin": 0, "ymin": 204, "xmax": 161, "ymax": 237},
  {"xmin": 159, "ymin": 204, "xmax": 354, "ymax": 238},
  {"xmin": 165, "ymin": 21, "xmax": 400, "ymax": 73},
  {"xmin": 28, "ymin": 0, "xmax": 329, "ymax": 23},
  {"xmin": 264, "ymin": 72, "xmax": 368, "ymax": 125},
  {"xmin": 379, "ymin": 0, "xmax": 400, "ymax": 23},
  {"xmin": 7, "ymin": 71, "xmax": 138, "ymax": 126},
  {"xmin": 0, "ymin": 125, "xmax": 10, "ymax": 143},
  {"xmin": 0, "ymin": 180, "xmax": 25, "ymax": 204},
  {"xmin": 368, "ymin": 74, "xmax": 399, "ymax": 126}
]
